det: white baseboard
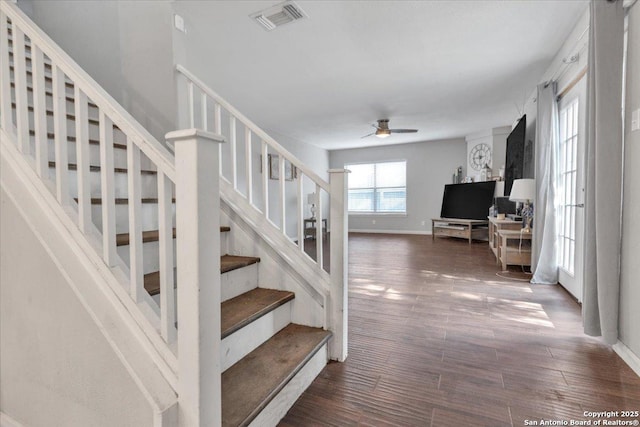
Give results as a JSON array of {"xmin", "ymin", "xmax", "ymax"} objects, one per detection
[
  {"xmin": 1, "ymin": 412, "xmax": 25, "ymax": 427},
  {"xmin": 613, "ymin": 340, "xmax": 640, "ymax": 377},
  {"xmin": 349, "ymin": 229, "xmax": 431, "ymax": 235}
]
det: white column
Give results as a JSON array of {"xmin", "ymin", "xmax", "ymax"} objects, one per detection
[
  {"xmin": 328, "ymin": 169, "xmax": 349, "ymax": 362},
  {"xmin": 167, "ymin": 128, "xmax": 225, "ymax": 427}
]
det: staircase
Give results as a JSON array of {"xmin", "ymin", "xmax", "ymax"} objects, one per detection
[{"xmin": 0, "ymin": 2, "xmax": 346, "ymax": 426}]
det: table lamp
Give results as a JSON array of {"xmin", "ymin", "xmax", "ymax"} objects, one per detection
[
  {"xmin": 307, "ymin": 192, "xmax": 317, "ymax": 219},
  {"xmin": 509, "ymin": 179, "xmax": 535, "ymax": 233}
]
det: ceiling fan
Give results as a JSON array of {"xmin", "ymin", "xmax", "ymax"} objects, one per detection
[{"xmin": 361, "ymin": 119, "xmax": 418, "ymax": 139}]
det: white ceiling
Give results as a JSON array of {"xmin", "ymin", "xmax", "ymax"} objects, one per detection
[{"xmin": 180, "ymin": 0, "xmax": 588, "ymax": 151}]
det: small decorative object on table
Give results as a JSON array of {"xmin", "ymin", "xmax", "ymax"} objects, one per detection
[{"xmin": 453, "ymin": 166, "xmax": 463, "ymax": 184}]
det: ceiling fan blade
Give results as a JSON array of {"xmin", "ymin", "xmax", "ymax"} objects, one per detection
[
  {"xmin": 361, "ymin": 131, "xmax": 376, "ymax": 138},
  {"xmin": 389, "ymin": 129, "xmax": 418, "ymax": 134}
]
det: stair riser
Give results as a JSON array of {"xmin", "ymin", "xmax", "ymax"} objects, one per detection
[
  {"xmin": 248, "ymin": 343, "xmax": 328, "ymax": 427},
  {"xmin": 117, "ymin": 237, "xmax": 228, "ymax": 274},
  {"xmin": 90, "ymin": 203, "xmax": 175, "ymax": 234},
  {"xmin": 27, "ymin": 112, "xmax": 118, "ymax": 143},
  {"xmin": 29, "ymin": 135, "xmax": 157, "ymax": 171},
  {"xmin": 221, "ymin": 302, "xmax": 291, "ymax": 372},
  {"xmin": 19, "ymin": 88, "xmax": 98, "ymax": 119},
  {"xmin": 221, "ymin": 264, "xmax": 258, "ymax": 302},
  {"xmin": 117, "ymin": 240, "xmax": 177, "ymax": 275},
  {"xmin": 34, "ymin": 137, "xmax": 130, "ymax": 169},
  {"xmin": 48, "ymin": 167, "xmax": 159, "ymax": 199}
]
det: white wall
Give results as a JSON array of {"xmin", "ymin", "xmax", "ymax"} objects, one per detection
[
  {"xmin": 330, "ymin": 138, "xmax": 467, "ymax": 233},
  {"xmin": 619, "ymin": 2, "xmax": 640, "ymax": 363},
  {"xmin": 521, "ymin": 9, "xmax": 590, "ymax": 150},
  {"xmin": 0, "ymin": 189, "xmax": 153, "ymax": 427},
  {"xmin": 18, "ymin": 0, "xmax": 177, "ymax": 142}
]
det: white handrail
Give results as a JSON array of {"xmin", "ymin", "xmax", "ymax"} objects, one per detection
[
  {"xmin": 2, "ymin": 1, "xmax": 176, "ymax": 181},
  {"xmin": 176, "ymin": 64, "xmax": 329, "ymax": 192}
]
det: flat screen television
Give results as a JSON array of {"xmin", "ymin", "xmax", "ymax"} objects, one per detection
[
  {"xmin": 505, "ymin": 115, "xmax": 527, "ymax": 196},
  {"xmin": 440, "ymin": 181, "xmax": 496, "ymax": 220}
]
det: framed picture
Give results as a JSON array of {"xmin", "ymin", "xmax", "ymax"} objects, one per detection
[{"xmin": 268, "ymin": 154, "xmax": 296, "ymax": 181}]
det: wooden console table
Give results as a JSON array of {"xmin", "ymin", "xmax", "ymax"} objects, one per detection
[
  {"xmin": 304, "ymin": 218, "xmax": 327, "ymax": 240},
  {"xmin": 488, "ymin": 217, "xmax": 524, "ymax": 263},
  {"xmin": 498, "ymin": 229, "xmax": 532, "ymax": 271},
  {"xmin": 431, "ymin": 218, "xmax": 489, "ymax": 244}
]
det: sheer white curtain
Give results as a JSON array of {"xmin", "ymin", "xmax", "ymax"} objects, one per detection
[
  {"xmin": 583, "ymin": 0, "xmax": 625, "ymax": 344},
  {"xmin": 531, "ymin": 82, "xmax": 560, "ymax": 284}
]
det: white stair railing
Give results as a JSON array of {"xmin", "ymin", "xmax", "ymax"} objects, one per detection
[
  {"xmin": 0, "ymin": 3, "xmax": 223, "ymax": 422},
  {"xmin": 176, "ymin": 65, "xmax": 349, "ymax": 361}
]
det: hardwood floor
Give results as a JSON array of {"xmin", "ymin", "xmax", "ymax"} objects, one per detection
[{"xmin": 281, "ymin": 233, "xmax": 640, "ymax": 426}]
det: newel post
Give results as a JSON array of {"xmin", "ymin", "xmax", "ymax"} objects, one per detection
[
  {"xmin": 167, "ymin": 129, "xmax": 225, "ymax": 427},
  {"xmin": 328, "ymin": 169, "xmax": 350, "ymax": 362}
]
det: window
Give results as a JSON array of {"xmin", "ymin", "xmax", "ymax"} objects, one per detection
[
  {"xmin": 346, "ymin": 161, "xmax": 406, "ymax": 213},
  {"xmin": 558, "ymin": 99, "xmax": 579, "ymax": 275}
]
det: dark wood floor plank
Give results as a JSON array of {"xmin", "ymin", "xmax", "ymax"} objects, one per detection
[{"xmin": 280, "ymin": 234, "xmax": 640, "ymax": 426}]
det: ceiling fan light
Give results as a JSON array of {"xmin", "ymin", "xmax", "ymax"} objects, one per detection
[{"xmin": 376, "ymin": 129, "xmax": 391, "ymax": 138}]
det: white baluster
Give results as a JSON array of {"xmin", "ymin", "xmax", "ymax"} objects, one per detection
[
  {"xmin": 215, "ymin": 103, "xmax": 221, "ymax": 172},
  {"xmin": 99, "ymin": 111, "xmax": 117, "ymax": 266},
  {"xmin": 245, "ymin": 126, "xmax": 252, "ymax": 203},
  {"xmin": 12, "ymin": 26, "xmax": 28, "ymax": 152},
  {"xmin": 74, "ymin": 86, "xmax": 91, "ymax": 233},
  {"xmin": 297, "ymin": 171, "xmax": 304, "ymax": 251},
  {"xmin": 261, "ymin": 140, "xmax": 269, "ymax": 218},
  {"xmin": 32, "ymin": 45, "xmax": 48, "ymax": 178},
  {"xmin": 230, "ymin": 115, "xmax": 237, "ymax": 189},
  {"xmin": 201, "ymin": 92, "xmax": 207, "ymax": 130},
  {"xmin": 328, "ymin": 169, "xmax": 350, "ymax": 361},
  {"xmin": 127, "ymin": 137, "xmax": 144, "ymax": 301},
  {"xmin": 0, "ymin": 12, "xmax": 11, "ymax": 132},
  {"xmin": 315, "ymin": 185, "xmax": 323, "ymax": 269},
  {"xmin": 52, "ymin": 65, "xmax": 69, "ymax": 205},
  {"xmin": 188, "ymin": 80, "xmax": 194, "ymax": 128},
  {"xmin": 279, "ymin": 154, "xmax": 286, "ymax": 233},
  {"xmin": 158, "ymin": 171, "xmax": 176, "ymax": 344},
  {"xmin": 167, "ymin": 128, "xmax": 224, "ymax": 427}
]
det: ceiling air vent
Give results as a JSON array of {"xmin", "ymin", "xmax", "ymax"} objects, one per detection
[{"xmin": 250, "ymin": 1, "xmax": 308, "ymax": 31}]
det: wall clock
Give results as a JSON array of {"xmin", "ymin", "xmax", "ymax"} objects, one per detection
[{"xmin": 469, "ymin": 143, "xmax": 492, "ymax": 171}]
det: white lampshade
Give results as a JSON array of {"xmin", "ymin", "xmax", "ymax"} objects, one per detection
[
  {"xmin": 509, "ymin": 179, "xmax": 535, "ymax": 202},
  {"xmin": 494, "ymin": 181, "xmax": 505, "ymax": 198},
  {"xmin": 307, "ymin": 192, "xmax": 316, "ymax": 205}
]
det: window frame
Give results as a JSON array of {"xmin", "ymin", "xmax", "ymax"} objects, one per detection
[{"xmin": 345, "ymin": 160, "xmax": 407, "ymax": 215}]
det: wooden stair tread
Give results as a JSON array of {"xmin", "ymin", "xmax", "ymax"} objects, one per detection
[
  {"xmin": 221, "ymin": 288, "xmax": 294, "ymax": 339},
  {"xmin": 221, "ymin": 254, "xmax": 260, "ymax": 274},
  {"xmin": 115, "ymin": 226, "xmax": 230, "ymax": 246},
  {"xmin": 84, "ymin": 197, "xmax": 175, "ymax": 205},
  {"xmin": 143, "ymin": 253, "xmax": 258, "ymax": 295},
  {"xmin": 48, "ymin": 161, "xmax": 157, "ymax": 175},
  {"xmin": 221, "ymin": 324, "xmax": 331, "ymax": 427}
]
